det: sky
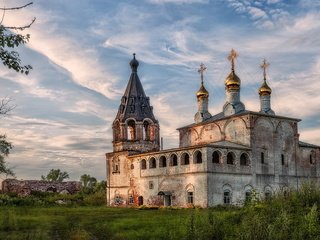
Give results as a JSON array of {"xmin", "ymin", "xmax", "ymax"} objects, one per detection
[{"xmin": 0, "ymin": 0, "xmax": 320, "ymax": 181}]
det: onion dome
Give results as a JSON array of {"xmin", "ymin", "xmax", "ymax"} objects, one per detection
[
  {"xmin": 225, "ymin": 71, "xmax": 241, "ymax": 89},
  {"xmin": 259, "ymin": 59, "xmax": 272, "ymax": 96},
  {"xmin": 196, "ymin": 83, "xmax": 209, "ymax": 98},
  {"xmin": 130, "ymin": 53, "xmax": 139, "ymax": 72},
  {"xmin": 225, "ymin": 49, "xmax": 241, "ymax": 90},
  {"xmin": 259, "ymin": 80, "xmax": 272, "ymax": 96}
]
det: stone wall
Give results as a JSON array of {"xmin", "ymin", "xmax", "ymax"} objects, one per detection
[{"xmin": 2, "ymin": 179, "xmax": 82, "ymax": 196}]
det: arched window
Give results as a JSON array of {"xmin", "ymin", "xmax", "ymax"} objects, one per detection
[
  {"xmin": 141, "ymin": 159, "xmax": 146, "ymax": 170},
  {"xmin": 138, "ymin": 196, "xmax": 143, "ymax": 206},
  {"xmin": 194, "ymin": 150, "xmax": 202, "ymax": 164},
  {"xmin": 169, "ymin": 154, "xmax": 178, "ymax": 166},
  {"xmin": 223, "ymin": 190, "xmax": 231, "ymax": 205},
  {"xmin": 281, "ymin": 154, "xmax": 285, "ymax": 166},
  {"xmin": 114, "ymin": 190, "xmax": 121, "ymax": 205},
  {"xmin": 128, "ymin": 190, "xmax": 134, "ymax": 205},
  {"xmin": 240, "ymin": 153, "xmax": 249, "ymax": 166},
  {"xmin": 130, "ymin": 164, "xmax": 134, "ymax": 170},
  {"xmin": 265, "ymin": 191, "xmax": 272, "ymax": 200},
  {"xmin": 127, "ymin": 120, "xmax": 136, "ymax": 140},
  {"xmin": 310, "ymin": 151, "xmax": 316, "ymax": 165},
  {"xmin": 128, "ymin": 195, "xmax": 134, "ymax": 204},
  {"xmin": 245, "ymin": 191, "xmax": 251, "ymax": 202},
  {"xmin": 261, "ymin": 152, "xmax": 265, "ymax": 164},
  {"xmin": 186, "ymin": 184, "xmax": 195, "ymax": 205},
  {"xmin": 181, "ymin": 152, "xmax": 190, "ymax": 165},
  {"xmin": 187, "ymin": 191, "xmax": 194, "ymax": 204},
  {"xmin": 159, "ymin": 156, "xmax": 167, "ymax": 168},
  {"xmin": 212, "ymin": 151, "xmax": 221, "ymax": 164},
  {"xmin": 112, "ymin": 158, "xmax": 120, "ymax": 173},
  {"xmin": 149, "ymin": 157, "xmax": 156, "ymax": 169},
  {"xmin": 113, "ymin": 121, "xmax": 121, "ymax": 141},
  {"xmin": 143, "ymin": 121, "xmax": 150, "ymax": 140},
  {"xmin": 227, "ymin": 152, "xmax": 235, "ymax": 165}
]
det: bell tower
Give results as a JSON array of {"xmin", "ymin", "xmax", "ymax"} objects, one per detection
[{"xmin": 112, "ymin": 54, "xmax": 160, "ymax": 153}]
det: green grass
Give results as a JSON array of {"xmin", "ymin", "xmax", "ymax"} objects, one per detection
[
  {"xmin": 0, "ymin": 183, "xmax": 320, "ymax": 239},
  {"xmin": 0, "ymin": 206, "xmax": 198, "ymax": 239}
]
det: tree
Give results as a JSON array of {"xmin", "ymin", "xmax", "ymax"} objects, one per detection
[
  {"xmin": 80, "ymin": 174, "xmax": 97, "ymax": 188},
  {"xmin": 0, "ymin": 135, "xmax": 13, "ymax": 176},
  {"xmin": 80, "ymin": 174, "xmax": 97, "ymax": 194},
  {"xmin": 0, "ymin": 2, "xmax": 35, "ymax": 177},
  {"xmin": 41, "ymin": 169, "xmax": 69, "ymax": 182},
  {"xmin": 93, "ymin": 180, "xmax": 106, "ymax": 194},
  {"xmin": 0, "ymin": 2, "xmax": 35, "ymax": 74}
]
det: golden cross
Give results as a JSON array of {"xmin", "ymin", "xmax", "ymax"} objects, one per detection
[
  {"xmin": 198, "ymin": 63, "xmax": 207, "ymax": 85},
  {"xmin": 260, "ymin": 59, "xmax": 270, "ymax": 81},
  {"xmin": 228, "ymin": 49, "xmax": 238, "ymax": 71}
]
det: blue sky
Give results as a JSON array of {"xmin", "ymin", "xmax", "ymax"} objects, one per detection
[{"xmin": 0, "ymin": 0, "xmax": 320, "ymax": 181}]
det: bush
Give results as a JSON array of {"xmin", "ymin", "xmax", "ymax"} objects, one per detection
[{"xmin": 83, "ymin": 191, "xmax": 105, "ymax": 206}]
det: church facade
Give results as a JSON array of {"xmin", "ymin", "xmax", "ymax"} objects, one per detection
[{"xmin": 106, "ymin": 51, "xmax": 320, "ymax": 207}]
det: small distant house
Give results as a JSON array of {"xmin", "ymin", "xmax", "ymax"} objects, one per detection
[{"xmin": 2, "ymin": 179, "xmax": 82, "ymax": 196}]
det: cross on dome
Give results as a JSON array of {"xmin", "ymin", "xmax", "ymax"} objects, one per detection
[
  {"xmin": 260, "ymin": 59, "xmax": 270, "ymax": 81},
  {"xmin": 198, "ymin": 63, "xmax": 207, "ymax": 85},
  {"xmin": 228, "ymin": 49, "xmax": 238, "ymax": 72}
]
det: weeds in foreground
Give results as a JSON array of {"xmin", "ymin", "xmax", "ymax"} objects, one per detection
[{"xmin": 0, "ymin": 183, "xmax": 319, "ymax": 240}]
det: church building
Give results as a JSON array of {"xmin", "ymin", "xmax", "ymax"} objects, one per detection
[{"xmin": 106, "ymin": 51, "xmax": 320, "ymax": 207}]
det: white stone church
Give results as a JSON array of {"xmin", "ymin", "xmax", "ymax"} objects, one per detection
[{"xmin": 106, "ymin": 51, "xmax": 320, "ymax": 207}]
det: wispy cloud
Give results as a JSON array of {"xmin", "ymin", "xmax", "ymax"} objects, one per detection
[{"xmin": 0, "ymin": 0, "xmax": 319, "ymax": 181}]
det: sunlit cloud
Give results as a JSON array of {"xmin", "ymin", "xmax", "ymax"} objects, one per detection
[{"xmin": 0, "ymin": 0, "xmax": 319, "ymax": 182}]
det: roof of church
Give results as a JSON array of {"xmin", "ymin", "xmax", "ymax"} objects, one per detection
[
  {"xmin": 177, "ymin": 110, "xmax": 301, "ymax": 130},
  {"xmin": 114, "ymin": 54, "xmax": 157, "ymax": 123},
  {"xmin": 126, "ymin": 140, "xmax": 251, "ymax": 158},
  {"xmin": 299, "ymin": 141, "xmax": 320, "ymax": 149},
  {"xmin": 208, "ymin": 141, "xmax": 251, "ymax": 150}
]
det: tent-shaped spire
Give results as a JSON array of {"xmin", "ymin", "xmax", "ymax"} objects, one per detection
[{"xmin": 115, "ymin": 54, "xmax": 157, "ymax": 123}]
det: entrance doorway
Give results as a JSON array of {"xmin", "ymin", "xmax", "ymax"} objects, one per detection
[
  {"xmin": 138, "ymin": 196, "xmax": 143, "ymax": 206},
  {"xmin": 158, "ymin": 191, "xmax": 172, "ymax": 206}
]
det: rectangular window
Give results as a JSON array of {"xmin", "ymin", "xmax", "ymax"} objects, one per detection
[
  {"xmin": 261, "ymin": 152, "xmax": 265, "ymax": 164},
  {"xmin": 224, "ymin": 191, "xmax": 231, "ymax": 205},
  {"xmin": 128, "ymin": 195, "xmax": 134, "ymax": 204},
  {"xmin": 115, "ymin": 195, "xmax": 121, "ymax": 205},
  {"xmin": 149, "ymin": 181, "xmax": 154, "ymax": 189},
  {"xmin": 187, "ymin": 192, "xmax": 194, "ymax": 204}
]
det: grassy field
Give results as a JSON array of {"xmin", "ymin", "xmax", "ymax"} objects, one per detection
[
  {"xmin": 0, "ymin": 206, "xmax": 240, "ymax": 240},
  {"xmin": 0, "ymin": 184, "xmax": 320, "ymax": 240}
]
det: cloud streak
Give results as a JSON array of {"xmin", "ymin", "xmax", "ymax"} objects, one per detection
[{"xmin": 0, "ymin": 0, "xmax": 319, "ymax": 182}]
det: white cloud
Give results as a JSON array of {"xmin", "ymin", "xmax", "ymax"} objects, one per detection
[
  {"xmin": 0, "ymin": 0, "xmax": 319, "ymax": 182},
  {"xmin": 290, "ymin": 13, "xmax": 320, "ymax": 32},
  {"xmin": 2, "ymin": 5, "xmax": 120, "ymax": 100},
  {"xmin": 248, "ymin": 6, "xmax": 267, "ymax": 20}
]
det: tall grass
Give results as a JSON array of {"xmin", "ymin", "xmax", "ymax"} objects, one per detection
[{"xmin": 0, "ymin": 183, "xmax": 319, "ymax": 239}]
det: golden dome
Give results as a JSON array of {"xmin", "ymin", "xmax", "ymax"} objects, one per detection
[
  {"xmin": 196, "ymin": 84, "xmax": 209, "ymax": 98},
  {"xmin": 225, "ymin": 71, "xmax": 241, "ymax": 89},
  {"xmin": 259, "ymin": 80, "xmax": 272, "ymax": 96}
]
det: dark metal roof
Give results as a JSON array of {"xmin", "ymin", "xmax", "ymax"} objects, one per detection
[
  {"xmin": 114, "ymin": 54, "xmax": 157, "ymax": 123},
  {"xmin": 299, "ymin": 141, "xmax": 320, "ymax": 149}
]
